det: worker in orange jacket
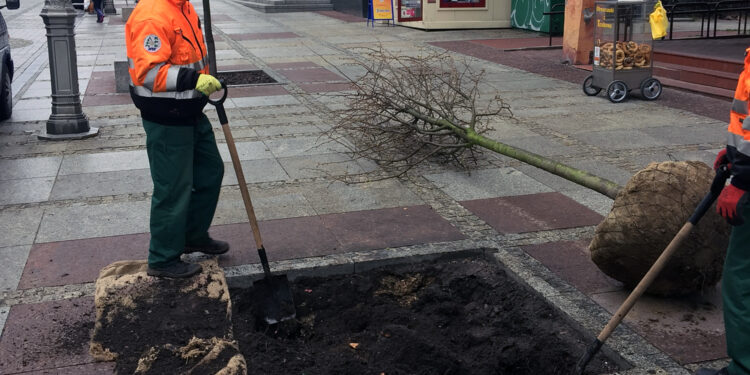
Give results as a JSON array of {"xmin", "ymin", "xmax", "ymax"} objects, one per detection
[
  {"xmin": 125, "ymin": 0, "xmax": 228, "ymax": 278},
  {"xmin": 699, "ymin": 48, "xmax": 750, "ymax": 375}
]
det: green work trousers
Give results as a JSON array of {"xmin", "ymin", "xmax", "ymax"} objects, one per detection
[
  {"xmin": 724, "ymin": 201, "xmax": 750, "ymax": 375},
  {"xmin": 143, "ymin": 114, "xmax": 224, "ymax": 268}
]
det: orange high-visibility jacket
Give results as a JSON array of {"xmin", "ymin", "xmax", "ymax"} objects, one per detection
[
  {"xmin": 727, "ymin": 48, "xmax": 750, "ymax": 190},
  {"xmin": 125, "ymin": 0, "xmax": 210, "ymax": 125}
]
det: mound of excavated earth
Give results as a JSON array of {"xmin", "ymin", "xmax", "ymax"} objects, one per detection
[
  {"xmin": 590, "ymin": 161, "xmax": 730, "ymax": 296},
  {"xmin": 90, "ymin": 259, "xmax": 246, "ymax": 374}
]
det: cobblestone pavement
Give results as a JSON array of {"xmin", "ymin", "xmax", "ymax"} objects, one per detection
[{"xmin": 0, "ymin": 0, "xmax": 733, "ymax": 373}]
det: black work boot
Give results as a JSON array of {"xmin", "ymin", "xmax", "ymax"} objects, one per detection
[
  {"xmin": 147, "ymin": 260, "xmax": 202, "ymax": 278},
  {"xmin": 184, "ymin": 239, "xmax": 230, "ymax": 255},
  {"xmin": 695, "ymin": 368, "xmax": 729, "ymax": 375}
]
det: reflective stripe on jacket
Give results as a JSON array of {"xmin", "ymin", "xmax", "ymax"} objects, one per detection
[
  {"xmin": 125, "ymin": 0, "xmax": 210, "ymax": 125},
  {"xmin": 727, "ymin": 47, "xmax": 750, "ymax": 190}
]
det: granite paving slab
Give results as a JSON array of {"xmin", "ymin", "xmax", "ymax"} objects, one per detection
[
  {"xmin": 0, "ymin": 297, "xmax": 97, "ymax": 374},
  {"xmin": 264, "ymin": 135, "xmax": 349, "ymax": 158},
  {"xmin": 36, "ymin": 200, "xmax": 151, "ymax": 243},
  {"xmin": 522, "ymin": 240, "xmax": 621, "ymax": 295},
  {"xmin": 277, "ymin": 152, "xmax": 373, "ymax": 180},
  {"xmin": 640, "ymin": 124, "xmax": 726, "ymax": 146},
  {"xmin": 302, "ymin": 180, "xmax": 424, "ymax": 215},
  {"xmin": 592, "ymin": 288, "xmax": 727, "ymax": 365},
  {"xmin": 49, "ymin": 169, "xmax": 153, "ymax": 200},
  {"xmin": 501, "ymin": 135, "xmax": 576, "ymax": 157},
  {"xmin": 229, "ymin": 94, "xmax": 300, "ymax": 107},
  {"xmin": 425, "ymin": 167, "xmax": 552, "ymax": 201},
  {"xmin": 0, "ymin": 245, "xmax": 31, "ymax": 291},
  {"xmin": 0, "ymin": 306, "xmax": 7, "ymax": 346},
  {"xmin": 252, "ymin": 122, "xmax": 324, "ymax": 137},
  {"xmin": 59, "ymin": 150, "xmax": 149, "ymax": 175},
  {"xmin": 220, "ymin": 158, "xmax": 289, "ymax": 185},
  {"xmin": 297, "ymin": 82, "xmax": 355, "ymax": 93},
  {"xmin": 227, "ymin": 32, "xmax": 300, "ymax": 40},
  {"xmin": 0, "ymin": 207, "xmax": 43, "ymax": 248},
  {"xmin": 212, "ymin": 189, "xmax": 317, "ymax": 224},
  {"xmin": 561, "ymin": 189, "xmax": 615, "ymax": 217},
  {"xmin": 0, "ymin": 177, "xmax": 54, "ymax": 205},
  {"xmin": 278, "ymin": 67, "xmax": 345, "ymax": 83},
  {"xmin": 461, "ymin": 192, "xmax": 603, "ymax": 233},
  {"xmin": 216, "ymin": 140, "xmax": 273, "ymax": 161},
  {"xmin": 228, "ymin": 85, "xmax": 288, "ymax": 98},
  {"xmin": 566, "ymin": 159, "xmax": 633, "ymax": 186},
  {"xmin": 268, "ymin": 61, "xmax": 320, "ymax": 70},
  {"xmin": 18, "ymin": 234, "xmax": 148, "ymax": 289},
  {"xmin": 0, "ymin": 156, "xmax": 61, "ymax": 181},
  {"xmin": 573, "ymin": 129, "xmax": 669, "ymax": 151},
  {"xmin": 321, "ymin": 205, "xmax": 466, "ymax": 252}
]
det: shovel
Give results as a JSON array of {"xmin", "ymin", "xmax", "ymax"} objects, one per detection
[
  {"xmin": 572, "ymin": 164, "xmax": 730, "ymax": 375},
  {"xmin": 208, "ymin": 83, "xmax": 296, "ymax": 324}
]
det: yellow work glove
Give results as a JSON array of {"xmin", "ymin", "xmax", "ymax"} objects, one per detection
[
  {"xmin": 649, "ymin": 1, "xmax": 668, "ymax": 40},
  {"xmin": 195, "ymin": 74, "xmax": 222, "ymax": 96}
]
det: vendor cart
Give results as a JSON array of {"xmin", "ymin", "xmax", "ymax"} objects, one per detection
[{"xmin": 582, "ymin": 0, "xmax": 662, "ymax": 102}]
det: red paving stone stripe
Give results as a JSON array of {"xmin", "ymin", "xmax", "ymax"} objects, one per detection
[
  {"xmin": 278, "ymin": 67, "xmax": 346, "ymax": 83},
  {"xmin": 226, "ymin": 32, "xmax": 300, "ymax": 41},
  {"xmin": 297, "ymin": 82, "xmax": 354, "ymax": 93},
  {"xmin": 19, "ymin": 206, "xmax": 464, "ymax": 288},
  {"xmin": 521, "ymin": 239, "xmax": 621, "ymax": 295},
  {"xmin": 18, "ymin": 233, "xmax": 149, "ymax": 289},
  {"xmin": 268, "ymin": 61, "xmax": 321, "ymax": 70},
  {"xmin": 228, "ymin": 84, "xmax": 289, "ymax": 98},
  {"xmin": 85, "ymin": 71, "xmax": 116, "ymax": 96},
  {"xmin": 0, "ymin": 297, "xmax": 97, "ymax": 374},
  {"xmin": 470, "ymin": 37, "xmax": 563, "ymax": 50},
  {"xmin": 320, "ymin": 205, "xmax": 465, "ymax": 252},
  {"xmin": 315, "ymin": 10, "xmax": 366, "ymax": 23},
  {"xmin": 460, "ymin": 192, "xmax": 603, "ymax": 234},
  {"xmin": 82, "ymin": 94, "xmax": 133, "ymax": 107}
]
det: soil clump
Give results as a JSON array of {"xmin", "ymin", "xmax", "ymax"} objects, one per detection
[{"xmin": 232, "ymin": 256, "xmax": 622, "ymax": 374}]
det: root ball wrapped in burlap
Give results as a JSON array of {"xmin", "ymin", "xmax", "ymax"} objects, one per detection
[{"xmin": 589, "ymin": 161, "xmax": 730, "ymax": 296}]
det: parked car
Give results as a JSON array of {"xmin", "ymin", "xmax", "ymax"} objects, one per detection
[{"xmin": 0, "ymin": 0, "xmax": 19, "ymax": 121}]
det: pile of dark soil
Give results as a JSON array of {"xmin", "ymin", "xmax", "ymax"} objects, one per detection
[
  {"xmin": 232, "ymin": 256, "xmax": 622, "ymax": 375},
  {"xmin": 216, "ymin": 70, "xmax": 276, "ymax": 85}
]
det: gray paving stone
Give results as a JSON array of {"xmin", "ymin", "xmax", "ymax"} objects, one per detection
[
  {"xmin": 222, "ymin": 158, "xmax": 289, "ymax": 185},
  {"xmin": 0, "ymin": 245, "xmax": 31, "ymax": 291},
  {"xmin": 0, "ymin": 207, "xmax": 43, "ymax": 248},
  {"xmin": 213, "ymin": 188, "xmax": 316, "ymax": 224},
  {"xmin": 0, "ymin": 177, "xmax": 54, "ymax": 205},
  {"xmin": 302, "ymin": 180, "xmax": 424, "ymax": 215},
  {"xmin": 36, "ymin": 200, "xmax": 151, "ymax": 243},
  {"xmin": 567, "ymin": 159, "xmax": 633, "ymax": 186},
  {"xmin": 278, "ymin": 153, "xmax": 374, "ymax": 180},
  {"xmin": 59, "ymin": 150, "xmax": 150, "ymax": 175},
  {"xmin": 0, "ymin": 156, "xmax": 61, "ymax": 181},
  {"xmin": 9, "ymin": 108, "xmax": 51, "ymax": 122},
  {"xmin": 0, "ymin": 306, "xmax": 8, "ymax": 338},
  {"xmin": 265, "ymin": 135, "xmax": 349, "ymax": 158},
  {"xmin": 253, "ymin": 123, "xmax": 324, "ymax": 137},
  {"xmin": 573, "ymin": 129, "xmax": 668, "ymax": 150},
  {"xmin": 483, "ymin": 118, "xmax": 539, "ymax": 140},
  {"xmin": 424, "ymin": 167, "xmax": 553, "ymax": 201},
  {"xmin": 515, "ymin": 164, "xmax": 585, "ymax": 192},
  {"xmin": 502, "ymin": 135, "xmax": 575, "ymax": 156},
  {"xmin": 217, "ymin": 141, "xmax": 274, "ymax": 161},
  {"xmin": 640, "ymin": 124, "xmax": 726, "ymax": 146},
  {"xmin": 229, "ymin": 95, "xmax": 300, "ymax": 108},
  {"xmin": 50, "ymin": 169, "xmax": 153, "ymax": 200}
]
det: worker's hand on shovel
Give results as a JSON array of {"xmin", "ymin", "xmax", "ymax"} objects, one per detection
[
  {"xmin": 717, "ymin": 183, "xmax": 749, "ymax": 226},
  {"xmin": 714, "ymin": 148, "xmax": 730, "ymax": 171}
]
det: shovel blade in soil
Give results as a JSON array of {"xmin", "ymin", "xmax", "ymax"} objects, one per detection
[{"xmin": 253, "ymin": 274, "xmax": 296, "ymax": 324}]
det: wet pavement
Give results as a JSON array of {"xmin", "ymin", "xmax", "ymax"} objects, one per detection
[{"xmin": 0, "ymin": 0, "xmax": 736, "ymax": 373}]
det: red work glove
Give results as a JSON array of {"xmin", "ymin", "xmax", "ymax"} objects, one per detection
[
  {"xmin": 717, "ymin": 184, "xmax": 749, "ymax": 226},
  {"xmin": 714, "ymin": 148, "xmax": 729, "ymax": 171}
]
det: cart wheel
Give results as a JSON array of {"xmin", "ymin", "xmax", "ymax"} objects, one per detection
[
  {"xmin": 640, "ymin": 78, "xmax": 662, "ymax": 101},
  {"xmin": 582, "ymin": 75, "xmax": 601, "ymax": 96},
  {"xmin": 607, "ymin": 81, "xmax": 628, "ymax": 103}
]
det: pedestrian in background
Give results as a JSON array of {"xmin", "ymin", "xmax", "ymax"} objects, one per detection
[
  {"xmin": 93, "ymin": 0, "xmax": 104, "ymax": 23},
  {"xmin": 125, "ymin": 0, "xmax": 229, "ymax": 278}
]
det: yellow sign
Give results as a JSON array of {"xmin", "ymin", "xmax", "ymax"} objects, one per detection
[
  {"xmin": 596, "ymin": 6, "xmax": 614, "ymax": 13},
  {"xmin": 372, "ymin": 0, "xmax": 393, "ymax": 20},
  {"xmin": 597, "ymin": 19, "xmax": 613, "ymax": 29}
]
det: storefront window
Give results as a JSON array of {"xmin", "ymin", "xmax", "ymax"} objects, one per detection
[
  {"xmin": 399, "ymin": 0, "xmax": 423, "ymax": 21},
  {"xmin": 440, "ymin": 0, "xmax": 485, "ymax": 7}
]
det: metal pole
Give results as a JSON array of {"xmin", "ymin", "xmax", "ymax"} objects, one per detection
[
  {"xmin": 201, "ymin": 0, "xmax": 217, "ymax": 76},
  {"xmin": 38, "ymin": 0, "xmax": 98, "ymax": 140}
]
